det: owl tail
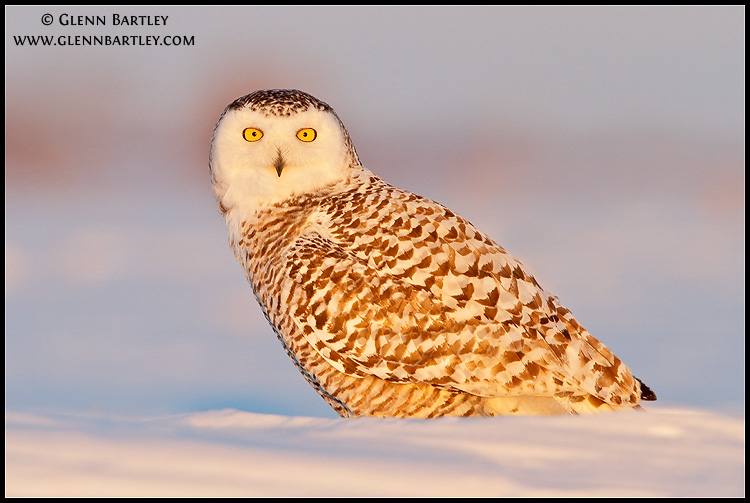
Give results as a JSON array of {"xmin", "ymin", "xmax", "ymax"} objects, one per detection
[{"xmin": 636, "ymin": 377, "xmax": 657, "ymax": 401}]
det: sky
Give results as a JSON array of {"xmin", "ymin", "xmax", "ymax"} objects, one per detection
[{"xmin": 4, "ymin": 6, "xmax": 745, "ymax": 495}]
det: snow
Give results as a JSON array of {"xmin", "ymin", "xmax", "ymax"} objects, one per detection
[{"xmin": 5, "ymin": 407, "xmax": 744, "ymax": 497}]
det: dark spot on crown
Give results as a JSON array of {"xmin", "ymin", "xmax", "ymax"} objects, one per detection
[{"xmin": 226, "ymin": 89, "xmax": 334, "ymax": 117}]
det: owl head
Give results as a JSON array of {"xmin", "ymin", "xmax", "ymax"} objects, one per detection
[{"xmin": 210, "ymin": 89, "xmax": 361, "ymax": 214}]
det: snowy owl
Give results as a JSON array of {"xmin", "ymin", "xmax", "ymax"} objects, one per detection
[{"xmin": 209, "ymin": 89, "xmax": 656, "ymax": 417}]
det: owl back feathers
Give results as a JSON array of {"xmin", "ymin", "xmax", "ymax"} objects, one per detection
[{"xmin": 230, "ymin": 170, "xmax": 655, "ymax": 416}]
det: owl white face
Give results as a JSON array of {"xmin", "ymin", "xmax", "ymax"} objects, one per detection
[{"xmin": 210, "ymin": 105, "xmax": 352, "ymax": 211}]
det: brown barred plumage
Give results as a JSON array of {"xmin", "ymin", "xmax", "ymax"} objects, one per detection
[{"xmin": 209, "ymin": 89, "xmax": 656, "ymax": 417}]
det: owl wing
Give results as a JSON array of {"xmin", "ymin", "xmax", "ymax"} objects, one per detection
[{"xmin": 282, "ymin": 199, "xmax": 640, "ymax": 406}]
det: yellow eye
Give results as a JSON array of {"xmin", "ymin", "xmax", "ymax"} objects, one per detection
[
  {"xmin": 243, "ymin": 128, "xmax": 263, "ymax": 142},
  {"xmin": 296, "ymin": 128, "xmax": 317, "ymax": 142}
]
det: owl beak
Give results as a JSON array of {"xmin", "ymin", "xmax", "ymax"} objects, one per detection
[{"xmin": 273, "ymin": 147, "xmax": 286, "ymax": 178}]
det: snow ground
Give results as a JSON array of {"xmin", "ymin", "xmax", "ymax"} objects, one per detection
[{"xmin": 5, "ymin": 406, "xmax": 744, "ymax": 497}]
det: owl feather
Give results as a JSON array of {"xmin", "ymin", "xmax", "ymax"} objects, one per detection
[{"xmin": 209, "ymin": 89, "xmax": 656, "ymax": 417}]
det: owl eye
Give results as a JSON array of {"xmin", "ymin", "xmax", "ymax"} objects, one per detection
[
  {"xmin": 296, "ymin": 128, "xmax": 317, "ymax": 142},
  {"xmin": 243, "ymin": 128, "xmax": 263, "ymax": 142}
]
